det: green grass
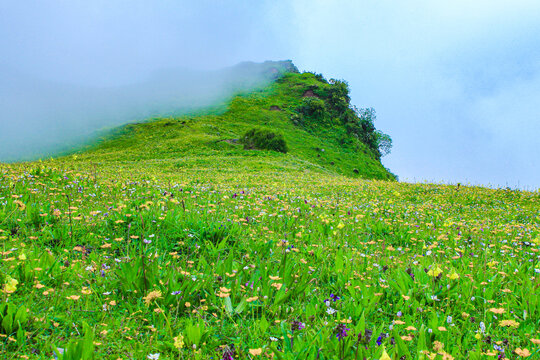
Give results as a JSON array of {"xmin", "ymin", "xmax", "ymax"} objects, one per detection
[{"xmin": 0, "ymin": 69, "xmax": 539, "ymax": 359}]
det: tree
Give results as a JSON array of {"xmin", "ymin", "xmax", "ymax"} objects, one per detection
[
  {"xmin": 354, "ymin": 107, "xmax": 392, "ymax": 157},
  {"xmin": 375, "ymin": 131, "xmax": 393, "ymax": 157}
]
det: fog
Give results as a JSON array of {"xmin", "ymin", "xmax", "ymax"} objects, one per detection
[
  {"xmin": 1, "ymin": 1, "xmax": 539, "ymax": 189},
  {"xmin": 0, "ymin": 62, "xmax": 287, "ymax": 160}
]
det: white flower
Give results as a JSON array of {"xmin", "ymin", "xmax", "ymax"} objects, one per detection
[
  {"xmin": 447, "ymin": 316, "xmax": 452, "ymax": 324},
  {"xmin": 147, "ymin": 353, "xmax": 160, "ymax": 360},
  {"xmin": 326, "ymin": 307, "xmax": 337, "ymax": 315},
  {"xmin": 479, "ymin": 322, "xmax": 486, "ymax": 334},
  {"xmin": 269, "ymin": 337, "xmax": 279, "ymax": 342}
]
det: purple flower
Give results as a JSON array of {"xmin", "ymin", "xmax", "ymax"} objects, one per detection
[
  {"xmin": 143, "ymin": 239, "xmax": 151, "ymax": 244},
  {"xmin": 291, "ymin": 320, "xmax": 305, "ymax": 332},
  {"xmin": 335, "ymin": 323, "xmax": 349, "ymax": 341},
  {"xmin": 358, "ymin": 329, "xmax": 373, "ymax": 344},
  {"xmin": 171, "ymin": 291, "xmax": 182, "ymax": 295},
  {"xmin": 221, "ymin": 345, "xmax": 235, "ymax": 360}
]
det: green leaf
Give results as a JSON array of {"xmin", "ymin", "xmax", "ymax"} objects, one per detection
[
  {"xmin": 235, "ymin": 298, "xmax": 247, "ymax": 314},
  {"xmin": 2, "ymin": 312, "xmax": 13, "ymax": 334},
  {"xmin": 224, "ymin": 297, "xmax": 234, "ymax": 315},
  {"xmin": 358, "ymin": 311, "xmax": 366, "ymax": 334},
  {"xmin": 335, "ymin": 249, "xmax": 344, "ymax": 272},
  {"xmin": 14, "ymin": 305, "xmax": 27, "ymax": 327},
  {"xmin": 393, "ymin": 328, "xmax": 411, "ymax": 358},
  {"xmin": 81, "ymin": 322, "xmax": 94, "ymax": 360},
  {"xmin": 259, "ymin": 315, "xmax": 269, "ymax": 333}
]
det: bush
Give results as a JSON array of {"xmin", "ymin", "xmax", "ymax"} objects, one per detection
[
  {"xmin": 325, "ymin": 79, "xmax": 351, "ymax": 116},
  {"xmin": 296, "ymin": 97, "xmax": 326, "ymax": 118},
  {"xmin": 242, "ymin": 128, "xmax": 288, "ymax": 153}
]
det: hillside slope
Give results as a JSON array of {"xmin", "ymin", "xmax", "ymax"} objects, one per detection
[{"xmin": 72, "ymin": 61, "xmax": 395, "ymax": 180}]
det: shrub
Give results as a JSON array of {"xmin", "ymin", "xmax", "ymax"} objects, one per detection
[
  {"xmin": 296, "ymin": 97, "xmax": 326, "ymax": 119},
  {"xmin": 325, "ymin": 79, "xmax": 351, "ymax": 116},
  {"xmin": 242, "ymin": 128, "xmax": 288, "ymax": 153}
]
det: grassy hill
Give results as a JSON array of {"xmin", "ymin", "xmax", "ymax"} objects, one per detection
[
  {"xmin": 70, "ymin": 61, "xmax": 395, "ymax": 181},
  {"xmin": 0, "ymin": 63, "xmax": 538, "ymax": 359}
]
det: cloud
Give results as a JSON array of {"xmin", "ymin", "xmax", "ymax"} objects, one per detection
[{"xmin": 287, "ymin": 0, "xmax": 540, "ymax": 188}]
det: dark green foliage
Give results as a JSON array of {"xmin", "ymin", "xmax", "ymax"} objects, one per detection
[
  {"xmin": 325, "ymin": 79, "xmax": 351, "ymax": 116},
  {"xmin": 289, "ymin": 73, "xmax": 392, "ymax": 159},
  {"xmin": 296, "ymin": 97, "xmax": 326, "ymax": 119},
  {"xmin": 348, "ymin": 107, "xmax": 378, "ymax": 154},
  {"xmin": 242, "ymin": 128, "xmax": 288, "ymax": 153},
  {"xmin": 303, "ymin": 71, "xmax": 327, "ymax": 83}
]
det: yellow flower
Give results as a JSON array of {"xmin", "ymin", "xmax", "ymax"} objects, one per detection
[
  {"xmin": 174, "ymin": 334, "xmax": 184, "ymax": 349},
  {"xmin": 271, "ymin": 283, "xmax": 283, "ymax": 290},
  {"xmin": 4, "ymin": 276, "xmax": 18, "ymax": 293},
  {"xmin": 18, "ymin": 253, "xmax": 27, "ymax": 261},
  {"xmin": 499, "ymin": 319, "xmax": 519, "ymax": 327},
  {"xmin": 13, "ymin": 200, "xmax": 26, "ymax": 211},
  {"xmin": 380, "ymin": 349, "xmax": 391, "ymax": 360},
  {"xmin": 514, "ymin": 348, "xmax": 531, "ymax": 357},
  {"xmin": 475, "ymin": 333, "xmax": 482, "ymax": 340},
  {"xmin": 143, "ymin": 290, "xmax": 162, "ymax": 306},
  {"xmin": 446, "ymin": 271, "xmax": 459, "ymax": 280},
  {"xmin": 337, "ymin": 223, "xmax": 345, "ymax": 230},
  {"xmin": 249, "ymin": 348, "xmax": 262, "ymax": 356},
  {"xmin": 427, "ymin": 266, "xmax": 442, "ymax": 277},
  {"xmin": 433, "ymin": 341, "xmax": 444, "ymax": 352}
]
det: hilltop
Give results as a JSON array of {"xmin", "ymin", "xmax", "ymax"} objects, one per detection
[{"xmin": 69, "ymin": 60, "xmax": 395, "ymax": 180}]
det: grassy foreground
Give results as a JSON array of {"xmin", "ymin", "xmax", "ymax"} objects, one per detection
[{"xmin": 0, "ymin": 159, "xmax": 539, "ymax": 359}]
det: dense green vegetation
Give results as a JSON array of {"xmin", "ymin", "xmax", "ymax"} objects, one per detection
[{"xmin": 0, "ymin": 65, "xmax": 538, "ymax": 359}]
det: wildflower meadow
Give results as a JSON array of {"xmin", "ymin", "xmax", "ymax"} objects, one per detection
[{"xmin": 0, "ymin": 160, "xmax": 538, "ymax": 359}]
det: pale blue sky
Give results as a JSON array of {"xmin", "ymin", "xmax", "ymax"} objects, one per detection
[{"xmin": 1, "ymin": 1, "xmax": 539, "ymax": 189}]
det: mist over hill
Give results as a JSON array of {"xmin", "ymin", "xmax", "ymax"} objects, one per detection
[{"xmin": 0, "ymin": 61, "xmax": 296, "ymax": 162}]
